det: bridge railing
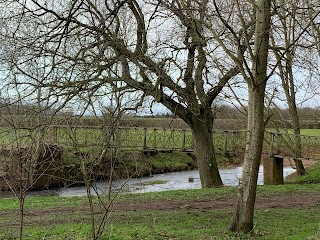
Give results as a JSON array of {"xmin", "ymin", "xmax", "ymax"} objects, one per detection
[
  {"xmin": 44, "ymin": 126, "xmax": 320, "ymax": 160},
  {"xmin": 265, "ymin": 131, "xmax": 320, "ymax": 160},
  {"xmin": 213, "ymin": 130, "xmax": 247, "ymax": 154},
  {"xmin": 45, "ymin": 126, "xmax": 247, "ymax": 153},
  {"xmin": 114, "ymin": 127, "xmax": 195, "ymax": 151}
]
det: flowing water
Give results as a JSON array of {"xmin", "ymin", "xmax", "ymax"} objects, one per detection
[
  {"xmin": 57, "ymin": 166, "xmax": 296, "ymax": 197},
  {"xmin": 0, "ymin": 166, "xmax": 296, "ymax": 198}
]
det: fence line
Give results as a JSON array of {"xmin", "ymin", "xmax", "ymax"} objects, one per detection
[
  {"xmin": 1, "ymin": 126, "xmax": 320, "ymax": 161},
  {"xmin": 44, "ymin": 126, "xmax": 320, "ymax": 160},
  {"xmin": 46, "ymin": 126, "xmax": 247, "ymax": 153}
]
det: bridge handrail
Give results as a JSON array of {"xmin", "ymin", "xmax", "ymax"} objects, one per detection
[
  {"xmin": 5, "ymin": 126, "xmax": 318, "ymax": 160},
  {"xmin": 266, "ymin": 131, "xmax": 320, "ymax": 160},
  {"xmin": 44, "ymin": 126, "xmax": 248, "ymax": 152}
]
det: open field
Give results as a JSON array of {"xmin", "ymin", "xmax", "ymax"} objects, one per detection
[
  {"xmin": 4, "ymin": 126, "xmax": 320, "ymax": 148},
  {"xmin": 0, "ymin": 126, "xmax": 247, "ymax": 153}
]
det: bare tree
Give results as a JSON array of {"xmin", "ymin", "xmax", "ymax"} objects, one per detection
[
  {"xmin": 0, "ymin": 94, "xmax": 60, "ymax": 239},
  {"xmin": 0, "ymin": 0, "xmax": 261, "ymax": 187},
  {"xmin": 0, "ymin": 30, "xmax": 66, "ymax": 238},
  {"xmin": 268, "ymin": 0, "xmax": 320, "ymax": 176}
]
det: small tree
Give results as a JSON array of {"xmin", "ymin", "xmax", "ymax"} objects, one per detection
[
  {"xmin": 228, "ymin": 0, "xmax": 272, "ymax": 233},
  {"xmin": 0, "ymin": 98, "xmax": 59, "ymax": 239}
]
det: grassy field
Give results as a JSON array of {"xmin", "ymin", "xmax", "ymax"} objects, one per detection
[
  {"xmin": 300, "ymin": 129, "xmax": 320, "ymax": 136},
  {"xmin": 286, "ymin": 161, "xmax": 320, "ymax": 184},
  {"xmin": 1, "ymin": 126, "xmax": 320, "ymax": 150},
  {"xmin": 0, "ymin": 162, "xmax": 320, "ymax": 240}
]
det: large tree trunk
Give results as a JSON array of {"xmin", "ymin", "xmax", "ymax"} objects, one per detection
[
  {"xmin": 229, "ymin": 0, "xmax": 271, "ymax": 233},
  {"xmin": 190, "ymin": 109, "xmax": 223, "ymax": 188}
]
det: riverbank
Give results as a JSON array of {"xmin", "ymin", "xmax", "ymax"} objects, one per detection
[{"xmin": 0, "ymin": 149, "xmax": 240, "ymax": 191}]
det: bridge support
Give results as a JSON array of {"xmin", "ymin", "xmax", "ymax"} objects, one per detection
[{"xmin": 263, "ymin": 155, "xmax": 283, "ymax": 185}]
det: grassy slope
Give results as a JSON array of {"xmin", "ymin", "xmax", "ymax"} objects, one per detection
[{"xmin": 286, "ymin": 161, "xmax": 320, "ymax": 184}]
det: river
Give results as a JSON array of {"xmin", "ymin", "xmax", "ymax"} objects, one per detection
[
  {"xmin": 57, "ymin": 166, "xmax": 296, "ymax": 197},
  {"xmin": 0, "ymin": 166, "xmax": 296, "ymax": 198}
]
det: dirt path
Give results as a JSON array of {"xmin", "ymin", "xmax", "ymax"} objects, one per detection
[
  {"xmin": 2, "ymin": 192, "xmax": 319, "ymax": 215},
  {"xmin": 0, "ymin": 191, "xmax": 319, "ymax": 229},
  {"xmin": 112, "ymin": 192, "xmax": 320, "ymax": 211}
]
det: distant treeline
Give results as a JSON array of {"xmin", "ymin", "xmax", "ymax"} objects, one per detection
[{"xmin": 213, "ymin": 105, "xmax": 320, "ymax": 120}]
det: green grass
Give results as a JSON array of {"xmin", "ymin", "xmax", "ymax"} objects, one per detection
[
  {"xmin": 300, "ymin": 129, "xmax": 320, "ymax": 136},
  {"xmin": 2, "ymin": 126, "xmax": 320, "ymax": 149},
  {"xmin": 1, "ymin": 127, "xmax": 320, "ymax": 162},
  {"xmin": 147, "ymin": 151, "xmax": 197, "ymax": 170},
  {"xmin": 1, "ymin": 182, "xmax": 320, "ymax": 239},
  {"xmin": 134, "ymin": 180, "xmax": 168, "ymax": 186},
  {"xmin": 0, "ymin": 126, "xmax": 245, "ymax": 151},
  {"xmin": 11, "ymin": 208, "xmax": 318, "ymax": 240},
  {"xmin": 286, "ymin": 161, "xmax": 320, "ymax": 184},
  {"xmin": 116, "ymin": 187, "xmax": 238, "ymax": 203},
  {"xmin": 266, "ymin": 129, "xmax": 320, "ymax": 136},
  {"xmin": 0, "ymin": 126, "xmax": 243, "ymax": 173},
  {"xmin": 0, "ymin": 195, "xmax": 87, "ymax": 211},
  {"xmin": 254, "ymin": 208, "xmax": 320, "ymax": 240}
]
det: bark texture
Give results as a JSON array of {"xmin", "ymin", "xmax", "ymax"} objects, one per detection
[
  {"xmin": 228, "ymin": 88, "xmax": 266, "ymax": 232},
  {"xmin": 229, "ymin": 0, "xmax": 272, "ymax": 233},
  {"xmin": 190, "ymin": 109, "xmax": 223, "ymax": 188}
]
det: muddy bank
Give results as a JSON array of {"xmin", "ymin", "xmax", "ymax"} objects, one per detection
[
  {"xmin": 0, "ymin": 150, "xmax": 198, "ymax": 191},
  {"xmin": 0, "ymin": 148, "xmax": 241, "ymax": 191}
]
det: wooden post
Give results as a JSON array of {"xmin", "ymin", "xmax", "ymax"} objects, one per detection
[
  {"xmin": 143, "ymin": 128, "xmax": 147, "ymax": 149},
  {"xmin": 263, "ymin": 155, "xmax": 283, "ymax": 185},
  {"xmin": 268, "ymin": 132, "xmax": 274, "ymax": 157},
  {"xmin": 50, "ymin": 126, "xmax": 58, "ymax": 144},
  {"xmin": 223, "ymin": 131, "xmax": 228, "ymax": 155},
  {"xmin": 171, "ymin": 129, "xmax": 174, "ymax": 149},
  {"xmin": 153, "ymin": 128, "xmax": 157, "ymax": 149},
  {"xmin": 277, "ymin": 133, "xmax": 283, "ymax": 154},
  {"xmin": 84, "ymin": 127, "xmax": 88, "ymax": 145},
  {"xmin": 231, "ymin": 131, "xmax": 236, "ymax": 151},
  {"xmin": 181, "ymin": 129, "xmax": 186, "ymax": 151}
]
